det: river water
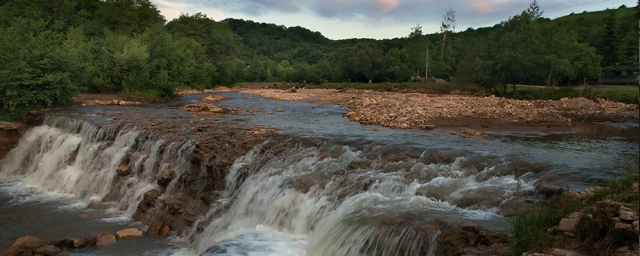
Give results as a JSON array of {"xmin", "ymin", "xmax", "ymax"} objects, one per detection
[{"xmin": 0, "ymin": 92, "xmax": 637, "ymax": 256}]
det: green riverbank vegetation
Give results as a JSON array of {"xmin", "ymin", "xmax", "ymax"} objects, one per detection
[
  {"xmin": 508, "ymin": 172, "xmax": 640, "ymax": 256},
  {"xmin": 0, "ymin": 0, "xmax": 637, "ymax": 120}
]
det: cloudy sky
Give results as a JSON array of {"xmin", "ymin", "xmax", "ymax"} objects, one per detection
[{"xmin": 151, "ymin": 0, "xmax": 636, "ymax": 39}]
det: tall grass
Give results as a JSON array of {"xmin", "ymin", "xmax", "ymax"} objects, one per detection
[{"xmin": 508, "ymin": 207, "xmax": 563, "ymax": 256}]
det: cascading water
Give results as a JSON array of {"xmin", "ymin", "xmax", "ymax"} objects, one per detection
[
  {"xmin": 0, "ymin": 116, "xmax": 195, "ymax": 220},
  {"xmin": 3, "ymin": 111, "xmax": 630, "ymax": 256},
  {"xmin": 180, "ymin": 140, "xmax": 518, "ymax": 256}
]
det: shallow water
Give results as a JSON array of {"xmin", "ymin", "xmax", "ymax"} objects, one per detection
[{"xmin": 0, "ymin": 93, "xmax": 637, "ymax": 256}]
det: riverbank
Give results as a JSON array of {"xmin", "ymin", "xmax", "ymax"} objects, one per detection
[{"xmin": 185, "ymin": 87, "xmax": 638, "ymax": 131}]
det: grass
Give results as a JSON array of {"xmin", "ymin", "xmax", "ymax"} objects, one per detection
[
  {"xmin": 508, "ymin": 207, "xmax": 563, "ymax": 256},
  {"xmin": 508, "ymin": 173, "xmax": 639, "ymax": 255},
  {"xmin": 236, "ymin": 81, "xmax": 487, "ymax": 94},
  {"xmin": 511, "ymin": 86, "xmax": 639, "ymax": 104}
]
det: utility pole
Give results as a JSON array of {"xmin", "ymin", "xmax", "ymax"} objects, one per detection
[{"xmin": 425, "ymin": 46, "xmax": 429, "ymax": 82}]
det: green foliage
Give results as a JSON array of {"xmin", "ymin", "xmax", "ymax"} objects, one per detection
[
  {"xmin": 508, "ymin": 207, "xmax": 563, "ymax": 256},
  {"xmin": 0, "ymin": 0, "xmax": 636, "ymax": 119}
]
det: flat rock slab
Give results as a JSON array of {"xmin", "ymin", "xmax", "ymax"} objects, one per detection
[{"xmin": 115, "ymin": 228, "xmax": 143, "ymax": 239}]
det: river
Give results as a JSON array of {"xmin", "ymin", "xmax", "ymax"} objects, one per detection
[{"xmin": 0, "ymin": 92, "xmax": 637, "ymax": 256}]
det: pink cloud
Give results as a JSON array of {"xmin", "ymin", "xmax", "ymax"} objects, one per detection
[{"xmin": 375, "ymin": 0, "xmax": 400, "ymax": 12}]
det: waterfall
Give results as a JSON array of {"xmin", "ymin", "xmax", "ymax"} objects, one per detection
[
  {"xmin": 1, "ymin": 115, "xmax": 527, "ymax": 256},
  {"xmin": 0, "ymin": 116, "xmax": 195, "ymax": 219}
]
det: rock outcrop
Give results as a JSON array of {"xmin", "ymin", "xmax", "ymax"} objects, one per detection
[{"xmin": 96, "ymin": 232, "xmax": 116, "ymax": 247}]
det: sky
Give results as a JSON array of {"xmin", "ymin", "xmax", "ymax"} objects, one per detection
[{"xmin": 151, "ymin": 0, "xmax": 637, "ymax": 40}]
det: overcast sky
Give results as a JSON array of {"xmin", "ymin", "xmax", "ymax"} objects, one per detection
[{"xmin": 151, "ymin": 0, "xmax": 636, "ymax": 40}]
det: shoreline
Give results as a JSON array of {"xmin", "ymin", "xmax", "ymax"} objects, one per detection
[{"xmin": 177, "ymin": 87, "xmax": 639, "ymax": 133}]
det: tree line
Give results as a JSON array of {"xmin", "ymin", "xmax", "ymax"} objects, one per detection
[{"xmin": 0, "ymin": 0, "xmax": 637, "ymax": 119}]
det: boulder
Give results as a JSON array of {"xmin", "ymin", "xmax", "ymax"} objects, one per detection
[
  {"xmin": 116, "ymin": 164, "xmax": 131, "ymax": 176},
  {"xmin": 115, "ymin": 228, "xmax": 143, "ymax": 239},
  {"xmin": 84, "ymin": 235, "xmax": 97, "ymax": 246},
  {"xmin": 70, "ymin": 237, "xmax": 86, "ymax": 248},
  {"xmin": 34, "ymin": 245, "xmax": 61, "ymax": 256},
  {"xmin": 619, "ymin": 206, "xmax": 638, "ymax": 222},
  {"xmin": 157, "ymin": 170, "xmax": 175, "ymax": 187},
  {"xmin": 96, "ymin": 232, "xmax": 116, "ymax": 247},
  {"xmin": 147, "ymin": 220, "xmax": 164, "ymax": 236},
  {"xmin": 142, "ymin": 189, "xmax": 161, "ymax": 207},
  {"xmin": 160, "ymin": 224, "xmax": 171, "ymax": 236},
  {"xmin": 557, "ymin": 218, "xmax": 580, "ymax": 237},
  {"xmin": 12, "ymin": 236, "xmax": 46, "ymax": 251}
]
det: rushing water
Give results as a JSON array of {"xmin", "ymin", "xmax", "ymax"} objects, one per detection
[{"xmin": 0, "ymin": 93, "xmax": 637, "ymax": 255}]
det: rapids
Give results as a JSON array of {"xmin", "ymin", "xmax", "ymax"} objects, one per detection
[{"xmin": 0, "ymin": 92, "xmax": 637, "ymax": 256}]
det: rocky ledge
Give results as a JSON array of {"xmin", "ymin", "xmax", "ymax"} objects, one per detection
[{"xmin": 3, "ymin": 227, "xmax": 151, "ymax": 256}]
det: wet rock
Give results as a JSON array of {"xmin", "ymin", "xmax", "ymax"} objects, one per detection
[
  {"xmin": 157, "ymin": 170, "xmax": 175, "ymax": 187},
  {"xmin": 160, "ymin": 224, "xmax": 171, "ymax": 236},
  {"xmin": 84, "ymin": 235, "xmax": 97, "ymax": 246},
  {"xmin": 51, "ymin": 239, "xmax": 73, "ymax": 250},
  {"xmin": 168, "ymin": 202, "xmax": 184, "ymax": 215},
  {"xmin": 115, "ymin": 228, "xmax": 143, "ymax": 239},
  {"xmin": 201, "ymin": 245, "xmax": 228, "ymax": 255},
  {"xmin": 275, "ymin": 108, "xmax": 285, "ymax": 112},
  {"xmin": 536, "ymin": 186, "xmax": 565, "ymax": 199},
  {"xmin": 96, "ymin": 232, "xmax": 116, "ymax": 247},
  {"xmin": 70, "ymin": 237, "xmax": 86, "ymax": 248},
  {"xmin": 12, "ymin": 236, "xmax": 46, "ymax": 251},
  {"xmin": 418, "ymin": 124, "xmax": 437, "ymax": 130},
  {"xmin": 147, "ymin": 220, "xmax": 164, "ymax": 236},
  {"xmin": 197, "ymin": 221, "xmax": 210, "ymax": 232},
  {"xmin": 143, "ymin": 189, "xmax": 161, "ymax": 207},
  {"xmin": 633, "ymin": 221, "xmax": 639, "ymax": 234},
  {"xmin": 34, "ymin": 245, "xmax": 61, "ymax": 256},
  {"xmin": 116, "ymin": 164, "xmax": 131, "ymax": 176}
]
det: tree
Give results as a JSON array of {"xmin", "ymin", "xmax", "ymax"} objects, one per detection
[
  {"xmin": 383, "ymin": 48, "xmax": 412, "ymax": 82},
  {"xmin": 440, "ymin": 9, "xmax": 456, "ymax": 58},
  {"xmin": 342, "ymin": 42, "xmax": 383, "ymax": 82},
  {"xmin": 526, "ymin": 0, "xmax": 544, "ymax": 19},
  {"xmin": 406, "ymin": 24, "xmax": 429, "ymax": 77},
  {"xmin": 600, "ymin": 13, "xmax": 619, "ymax": 67}
]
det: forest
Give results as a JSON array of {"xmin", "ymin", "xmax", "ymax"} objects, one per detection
[{"xmin": 0, "ymin": 0, "xmax": 638, "ymax": 119}]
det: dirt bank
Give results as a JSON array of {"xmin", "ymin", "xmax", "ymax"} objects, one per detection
[
  {"xmin": 72, "ymin": 93, "xmax": 163, "ymax": 107},
  {"xmin": 231, "ymin": 88, "xmax": 638, "ymax": 131},
  {"xmin": 0, "ymin": 122, "xmax": 26, "ymax": 160}
]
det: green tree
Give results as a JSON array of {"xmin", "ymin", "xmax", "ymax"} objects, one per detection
[
  {"xmin": 383, "ymin": 48, "xmax": 412, "ymax": 82},
  {"xmin": 342, "ymin": 42, "xmax": 383, "ymax": 82}
]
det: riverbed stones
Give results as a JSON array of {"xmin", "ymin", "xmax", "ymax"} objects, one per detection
[
  {"xmin": 143, "ymin": 189, "xmax": 161, "ymax": 207},
  {"xmin": 157, "ymin": 170, "xmax": 175, "ymax": 187},
  {"xmin": 95, "ymin": 232, "xmax": 116, "ymax": 247},
  {"xmin": 34, "ymin": 245, "xmax": 61, "ymax": 256},
  {"xmin": 160, "ymin": 224, "xmax": 171, "ymax": 236},
  {"xmin": 115, "ymin": 228, "xmax": 143, "ymax": 239},
  {"xmin": 12, "ymin": 236, "xmax": 46, "ymax": 251},
  {"xmin": 147, "ymin": 220, "xmax": 164, "ymax": 236},
  {"xmin": 619, "ymin": 206, "xmax": 638, "ymax": 222},
  {"xmin": 557, "ymin": 217, "xmax": 580, "ymax": 237},
  {"xmin": 275, "ymin": 108, "xmax": 285, "ymax": 112},
  {"xmin": 84, "ymin": 235, "xmax": 97, "ymax": 246},
  {"xmin": 70, "ymin": 237, "xmax": 86, "ymax": 248},
  {"xmin": 116, "ymin": 164, "xmax": 131, "ymax": 176}
]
